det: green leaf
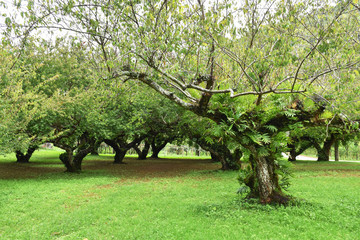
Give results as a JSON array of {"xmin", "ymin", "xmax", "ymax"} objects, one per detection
[
  {"xmin": 5, "ymin": 17, "xmax": 11, "ymax": 26},
  {"xmin": 264, "ymin": 125, "xmax": 278, "ymax": 133}
]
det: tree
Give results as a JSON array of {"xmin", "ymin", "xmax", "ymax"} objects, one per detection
[
  {"xmin": 46, "ymin": 82, "xmax": 102, "ymax": 172},
  {"xmin": 288, "ymin": 121, "xmax": 358, "ymax": 162},
  {"xmin": 135, "ymin": 97, "xmax": 184, "ymax": 160},
  {"xmin": 98, "ymin": 82, "xmax": 155, "ymax": 163},
  {"xmin": 0, "ymin": 42, "xmax": 51, "ymax": 161},
  {"xmin": 26, "ymin": 39, "xmax": 104, "ymax": 172},
  {"xmin": 10, "ymin": 0, "xmax": 360, "ymax": 203}
]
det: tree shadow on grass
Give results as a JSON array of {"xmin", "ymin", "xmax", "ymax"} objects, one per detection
[{"xmin": 0, "ymin": 157, "xmax": 220, "ymax": 180}]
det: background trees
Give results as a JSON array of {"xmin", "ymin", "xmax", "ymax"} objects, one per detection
[{"xmin": 0, "ymin": 41, "xmax": 49, "ymax": 159}]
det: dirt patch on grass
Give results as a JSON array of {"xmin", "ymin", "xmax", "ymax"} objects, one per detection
[
  {"xmin": 0, "ymin": 162, "xmax": 63, "ymax": 179},
  {"xmin": 85, "ymin": 157, "xmax": 220, "ymax": 178},
  {"xmin": 0, "ymin": 157, "xmax": 220, "ymax": 180}
]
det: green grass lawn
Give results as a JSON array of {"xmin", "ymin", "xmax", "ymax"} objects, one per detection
[{"xmin": 0, "ymin": 150, "xmax": 360, "ymax": 239}]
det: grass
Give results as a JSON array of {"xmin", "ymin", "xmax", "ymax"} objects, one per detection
[{"xmin": 0, "ymin": 150, "xmax": 360, "ymax": 239}]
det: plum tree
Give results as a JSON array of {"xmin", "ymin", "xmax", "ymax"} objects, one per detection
[{"xmin": 7, "ymin": 0, "xmax": 360, "ymax": 203}]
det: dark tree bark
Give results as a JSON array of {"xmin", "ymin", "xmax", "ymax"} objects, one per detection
[
  {"xmin": 334, "ymin": 140, "xmax": 340, "ymax": 161},
  {"xmin": 15, "ymin": 146, "xmax": 37, "ymax": 163},
  {"xmin": 210, "ymin": 152, "xmax": 219, "ymax": 162},
  {"xmin": 90, "ymin": 150, "xmax": 99, "ymax": 155},
  {"xmin": 287, "ymin": 137, "xmax": 313, "ymax": 161},
  {"xmin": 90, "ymin": 142, "xmax": 102, "ymax": 155},
  {"xmin": 195, "ymin": 149, "xmax": 200, "ymax": 156},
  {"xmin": 114, "ymin": 149, "xmax": 127, "ymax": 164},
  {"xmin": 59, "ymin": 146, "xmax": 94, "ymax": 172},
  {"xmin": 133, "ymin": 141, "xmax": 150, "ymax": 160},
  {"xmin": 104, "ymin": 139, "xmax": 127, "ymax": 164},
  {"xmin": 90, "ymin": 149, "xmax": 99, "ymax": 155},
  {"xmin": 150, "ymin": 140, "xmax": 169, "ymax": 158},
  {"xmin": 104, "ymin": 136, "xmax": 144, "ymax": 164},
  {"xmin": 316, "ymin": 135, "xmax": 336, "ymax": 161},
  {"xmin": 54, "ymin": 133, "xmax": 96, "ymax": 172},
  {"xmin": 287, "ymin": 143, "xmax": 297, "ymax": 162}
]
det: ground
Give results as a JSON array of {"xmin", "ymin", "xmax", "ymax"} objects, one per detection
[
  {"xmin": 0, "ymin": 154, "xmax": 219, "ymax": 179},
  {"xmin": 1, "ymin": 151, "xmax": 360, "ymax": 239}
]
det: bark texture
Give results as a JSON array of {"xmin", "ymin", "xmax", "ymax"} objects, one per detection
[
  {"xmin": 150, "ymin": 139, "xmax": 169, "ymax": 158},
  {"xmin": 59, "ymin": 147, "xmax": 93, "ymax": 172},
  {"xmin": 244, "ymin": 146, "xmax": 289, "ymax": 204},
  {"xmin": 133, "ymin": 141, "xmax": 150, "ymax": 160},
  {"xmin": 53, "ymin": 133, "xmax": 96, "ymax": 172},
  {"xmin": 15, "ymin": 146, "xmax": 37, "ymax": 163},
  {"xmin": 315, "ymin": 135, "xmax": 335, "ymax": 161},
  {"xmin": 104, "ymin": 136, "xmax": 143, "ymax": 164},
  {"xmin": 287, "ymin": 137, "xmax": 313, "ymax": 162},
  {"xmin": 334, "ymin": 140, "xmax": 340, "ymax": 161}
]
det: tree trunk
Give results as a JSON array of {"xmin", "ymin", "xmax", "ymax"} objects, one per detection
[
  {"xmin": 53, "ymin": 132, "xmax": 96, "ymax": 172},
  {"xmin": 59, "ymin": 150, "xmax": 75, "ymax": 172},
  {"xmin": 15, "ymin": 146, "xmax": 37, "ymax": 163},
  {"xmin": 287, "ymin": 137, "xmax": 313, "ymax": 162},
  {"xmin": 90, "ymin": 142, "xmax": 101, "ymax": 155},
  {"xmin": 210, "ymin": 152, "xmax": 220, "ymax": 162},
  {"xmin": 104, "ymin": 139, "xmax": 128, "ymax": 164},
  {"xmin": 90, "ymin": 149, "xmax": 99, "ymax": 155},
  {"xmin": 317, "ymin": 148, "xmax": 329, "ymax": 161},
  {"xmin": 214, "ymin": 148, "xmax": 242, "ymax": 170},
  {"xmin": 150, "ymin": 141, "xmax": 168, "ymax": 158},
  {"xmin": 59, "ymin": 150, "xmax": 83, "ymax": 172},
  {"xmin": 134, "ymin": 141, "xmax": 150, "ymax": 160},
  {"xmin": 245, "ymin": 146, "xmax": 289, "ymax": 204},
  {"xmin": 114, "ymin": 149, "xmax": 127, "ymax": 164},
  {"xmin": 73, "ymin": 148, "xmax": 93, "ymax": 169},
  {"xmin": 195, "ymin": 149, "xmax": 200, "ymax": 156},
  {"xmin": 287, "ymin": 143, "xmax": 297, "ymax": 162},
  {"xmin": 59, "ymin": 147, "xmax": 93, "ymax": 172},
  {"xmin": 317, "ymin": 135, "xmax": 335, "ymax": 161},
  {"xmin": 334, "ymin": 140, "xmax": 340, "ymax": 161}
]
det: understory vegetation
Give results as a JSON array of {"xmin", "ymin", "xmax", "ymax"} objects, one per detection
[{"xmin": 0, "ymin": 150, "xmax": 359, "ymax": 239}]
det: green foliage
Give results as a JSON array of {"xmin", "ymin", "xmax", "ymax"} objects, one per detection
[
  {"xmin": 237, "ymin": 164, "xmax": 253, "ymax": 193},
  {"xmin": 275, "ymin": 159, "xmax": 293, "ymax": 191}
]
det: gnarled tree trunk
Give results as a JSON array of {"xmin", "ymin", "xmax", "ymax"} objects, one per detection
[
  {"xmin": 104, "ymin": 139, "xmax": 127, "ymax": 164},
  {"xmin": 114, "ymin": 148, "xmax": 127, "ymax": 164},
  {"xmin": 316, "ymin": 135, "xmax": 335, "ymax": 161},
  {"xmin": 210, "ymin": 152, "xmax": 219, "ymax": 162},
  {"xmin": 104, "ymin": 137, "xmax": 144, "ymax": 164},
  {"xmin": 54, "ymin": 133, "xmax": 96, "ymax": 172},
  {"xmin": 150, "ymin": 140, "xmax": 169, "ymax": 159},
  {"xmin": 91, "ymin": 141, "xmax": 103, "ymax": 155},
  {"xmin": 211, "ymin": 147, "xmax": 242, "ymax": 170},
  {"xmin": 287, "ymin": 143, "xmax": 297, "ymax": 162},
  {"xmin": 59, "ymin": 146, "xmax": 93, "ymax": 172},
  {"xmin": 287, "ymin": 137, "xmax": 313, "ymax": 162},
  {"xmin": 15, "ymin": 146, "xmax": 37, "ymax": 163},
  {"xmin": 245, "ymin": 146, "xmax": 288, "ymax": 204},
  {"xmin": 133, "ymin": 141, "xmax": 150, "ymax": 160}
]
